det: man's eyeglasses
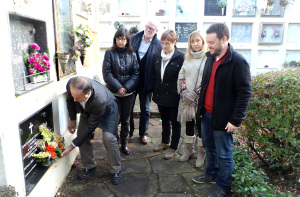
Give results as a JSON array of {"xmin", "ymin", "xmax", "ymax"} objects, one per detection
[
  {"xmin": 116, "ymin": 37, "xmax": 126, "ymax": 42},
  {"xmin": 145, "ymin": 25, "xmax": 156, "ymax": 32}
]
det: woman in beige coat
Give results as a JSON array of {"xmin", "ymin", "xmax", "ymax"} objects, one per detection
[{"xmin": 177, "ymin": 30, "xmax": 207, "ymax": 167}]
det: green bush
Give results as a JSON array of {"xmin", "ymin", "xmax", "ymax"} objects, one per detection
[
  {"xmin": 239, "ymin": 69, "xmax": 300, "ymax": 174},
  {"xmin": 231, "ymin": 144, "xmax": 293, "ymax": 197},
  {"xmin": 231, "ymin": 144, "xmax": 273, "ymax": 197}
]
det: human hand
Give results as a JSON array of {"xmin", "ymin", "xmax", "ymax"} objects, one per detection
[
  {"xmin": 225, "ymin": 122, "xmax": 239, "ymax": 133},
  {"xmin": 68, "ymin": 120, "xmax": 77, "ymax": 134},
  {"xmin": 181, "ymin": 89, "xmax": 189, "ymax": 97},
  {"xmin": 60, "ymin": 144, "xmax": 75, "ymax": 158},
  {"xmin": 118, "ymin": 87, "xmax": 126, "ymax": 95},
  {"xmin": 185, "ymin": 91, "xmax": 198, "ymax": 101}
]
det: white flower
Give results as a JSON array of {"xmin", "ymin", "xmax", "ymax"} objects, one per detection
[{"xmin": 77, "ymin": 29, "xmax": 84, "ymax": 35}]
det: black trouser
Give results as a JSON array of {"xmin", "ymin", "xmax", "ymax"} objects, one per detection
[
  {"xmin": 158, "ymin": 105, "xmax": 181, "ymax": 150},
  {"xmin": 116, "ymin": 93, "xmax": 136, "ymax": 146},
  {"xmin": 186, "ymin": 117, "xmax": 201, "ymax": 138}
]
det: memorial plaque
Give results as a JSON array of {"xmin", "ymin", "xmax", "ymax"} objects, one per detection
[
  {"xmin": 9, "ymin": 13, "xmax": 48, "ymax": 90},
  {"xmin": 19, "ymin": 103, "xmax": 53, "ymax": 195},
  {"xmin": 231, "ymin": 23, "xmax": 253, "ymax": 43},
  {"xmin": 175, "ymin": 22, "xmax": 197, "ymax": 42},
  {"xmin": 204, "ymin": 0, "xmax": 225, "ymax": 16},
  {"xmin": 287, "ymin": 24, "xmax": 300, "ymax": 43},
  {"xmin": 236, "ymin": 49, "xmax": 252, "ymax": 66}
]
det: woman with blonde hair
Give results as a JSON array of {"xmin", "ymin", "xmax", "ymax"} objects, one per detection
[{"xmin": 177, "ymin": 30, "xmax": 207, "ymax": 167}]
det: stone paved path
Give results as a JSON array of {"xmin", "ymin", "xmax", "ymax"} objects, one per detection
[{"xmin": 57, "ymin": 101, "xmax": 227, "ymax": 197}]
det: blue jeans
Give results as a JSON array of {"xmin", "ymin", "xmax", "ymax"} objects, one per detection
[
  {"xmin": 138, "ymin": 91, "xmax": 153, "ymax": 136},
  {"xmin": 201, "ymin": 110, "xmax": 233, "ymax": 191}
]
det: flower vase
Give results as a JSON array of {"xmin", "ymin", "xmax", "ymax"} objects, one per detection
[
  {"xmin": 221, "ymin": 8, "xmax": 225, "ymax": 15},
  {"xmin": 80, "ymin": 48, "xmax": 87, "ymax": 65},
  {"xmin": 41, "ymin": 160, "xmax": 52, "ymax": 167},
  {"xmin": 29, "ymin": 74, "xmax": 47, "ymax": 84},
  {"xmin": 239, "ymin": 11, "xmax": 248, "ymax": 15},
  {"xmin": 58, "ymin": 53, "xmax": 70, "ymax": 73}
]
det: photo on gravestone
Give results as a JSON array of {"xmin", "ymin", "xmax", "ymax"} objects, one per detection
[
  {"xmin": 9, "ymin": 13, "xmax": 48, "ymax": 92},
  {"xmin": 205, "ymin": 0, "xmax": 226, "ymax": 16},
  {"xmin": 175, "ymin": 22, "xmax": 197, "ymax": 42},
  {"xmin": 54, "ymin": 0, "xmax": 76, "ymax": 80},
  {"xmin": 18, "ymin": 103, "xmax": 53, "ymax": 195}
]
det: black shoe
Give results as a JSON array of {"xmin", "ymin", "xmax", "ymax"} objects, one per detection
[
  {"xmin": 208, "ymin": 188, "xmax": 229, "ymax": 197},
  {"xmin": 120, "ymin": 146, "xmax": 130, "ymax": 155},
  {"xmin": 112, "ymin": 171, "xmax": 122, "ymax": 185},
  {"xmin": 192, "ymin": 174, "xmax": 216, "ymax": 184},
  {"xmin": 77, "ymin": 167, "xmax": 96, "ymax": 180}
]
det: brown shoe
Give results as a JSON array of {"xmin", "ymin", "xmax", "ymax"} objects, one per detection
[{"xmin": 140, "ymin": 136, "xmax": 148, "ymax": 145}]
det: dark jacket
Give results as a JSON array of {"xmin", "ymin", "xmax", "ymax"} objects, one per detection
[
  {"xmin": 66, "ymin": 78, "xmax": 117, "ymax": 146},
  {"xmin": 102, "ymin": 49, "xmax": 139, "ymax": 93},
  {"xmin": 197, "ymin": 43, "xmax": 252, "ymax": 130},
  {"xmin": 131, "ymin": 31, "xmax": 162, "ymax": 93},
  {"xmin": 152, "ymin": 47, "xmax": 185, "ymax": 107}
]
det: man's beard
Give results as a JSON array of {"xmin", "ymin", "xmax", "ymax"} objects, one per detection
[{"xmin": 210, "ymin": 47, "xmax": 222, "ymax": 57}]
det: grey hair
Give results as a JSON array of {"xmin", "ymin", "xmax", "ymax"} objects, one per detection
[{"xmin": 70, "ymin": 76, "xmax": 92, "ymax": 95}]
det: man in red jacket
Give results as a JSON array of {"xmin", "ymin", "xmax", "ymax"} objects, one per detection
[{"xmin": 192, "ymin": 23, "xmax": 252, "ymax": 197}]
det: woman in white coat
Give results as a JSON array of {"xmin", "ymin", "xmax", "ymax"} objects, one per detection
[{"xmin": 177, "ymin": 30, "xmax": 207, "ymax": 167}]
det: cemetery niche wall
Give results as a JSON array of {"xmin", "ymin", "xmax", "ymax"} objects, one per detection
[
  {"xmin": 18, "ymin": 103, "xmax": 53, "ymax": 195},
  {"xmin": 9, "ymin": 12, "xmax": 52, "ymax": 96}
]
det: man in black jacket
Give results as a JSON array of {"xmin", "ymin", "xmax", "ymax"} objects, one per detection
[
  {"xmin": 61, "ymin": 76, "xmax": 122, "ymax": 185},
  {"xmin": 192, "ymin": 23, "xmax": 252, "ymax": 197},
  {"xmin": 130, "ymin": 20, "xmax": 162, "ymax": 144}
]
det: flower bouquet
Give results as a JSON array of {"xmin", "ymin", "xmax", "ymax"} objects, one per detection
[
  {"xmin": 261, "ymin": 29, "xmax": 267, "ymax": 38},
  {"xmin": 31, "ymin": 124, "xmax": 65, "ymax": 166},
  {"xmin": 217, "ymin": 0, "xmax": 227, "ymax": 8},
  {"xmin": 71, "ymin": 24, "xmax": 93, "ymax": 62},
  {"xmin": 22, "ymin": 43, "xmax": 50, "ymax": 83},
  {"xmin": 236, "ymin": 2, "xmax": 250, "ymax": 15},
  {"xmin": 273, "ymin": 28, "xmax": 280, "ymax": 38}
]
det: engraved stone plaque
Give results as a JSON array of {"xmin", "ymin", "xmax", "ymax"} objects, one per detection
[
  {"xmin": 19, "ymin": 103, "xmax": 53, "ymax": 195},
  {"xmin": 9, "ymin": 13, "xmax": 48, "ymax": 90},
  {"xmin": 231, "ymin": 23, "xmax": 252, "ymax": 43},
  {"xmin": 175, "ymin": 22, "xmax": 197, "ymax": 42}
]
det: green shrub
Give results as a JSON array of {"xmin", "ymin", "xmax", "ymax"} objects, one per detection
[
  {"xmin": 231, "ymin": 144, "xmax": 274, "ymax": 197},
  {"xmin": 239, "ymin": 69, "xmax": 300, "ymax": 175}
]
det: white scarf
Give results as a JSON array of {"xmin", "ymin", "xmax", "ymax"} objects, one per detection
[{"xmin": 160, "ymin": 49, "xmax": 175, "ymax": 80}]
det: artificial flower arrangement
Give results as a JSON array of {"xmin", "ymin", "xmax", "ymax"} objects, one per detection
[
  {"xmin": 71, "ymin": 24, "xmax": 93, "ymax": 61},
  {"xmin": 280, "ymin": 0, "xmax": 291, "ymax": 7},
  {"xmin": 273, "ymin": 28, "xmax": 280, "ymax": 38},
  {"xmin": 261, "ymin": 29, "xmax": 267, "ymax": 38},
  {"xmin": 22, "ymin": 43, "xmax": 51, "ymax": 76},
  {"xmin": 236, "ymin": 2, "xmax": 250, "ymax": 13},
  {"xmin": 31, "ymin": 124, "xmax": 65, "ymax": 166},
  {"xmin": 217, "ymin": 0, "xmax": 227, "ymax": 8}
]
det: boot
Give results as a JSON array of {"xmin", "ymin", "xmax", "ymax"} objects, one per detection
[
  {"xmin": 195, "ymin": 137, "xmax": 206, "ymax": 168},
  {"xmin": 179, "ymin": 135, "xmax": 196, "ymax": 162},
  {"xmin": 120, "ymin": 141, "xmax": 130, "ymax": 155}
]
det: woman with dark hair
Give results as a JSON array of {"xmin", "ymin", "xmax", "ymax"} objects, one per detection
[
  {"xmin": 152, "ymin": 30, "xmax": 184, "ymax": 160},
  {"xmin": 103, "ymin": 28, "xmax": 139, "ymax": 155}
]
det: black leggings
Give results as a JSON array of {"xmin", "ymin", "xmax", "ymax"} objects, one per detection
[{"xmin": 185, "ymin": 117, "xmax": 201, "ymax": 138}]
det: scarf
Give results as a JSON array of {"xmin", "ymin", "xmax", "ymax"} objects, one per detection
[{"xmin": 160, "ymin": 49, "xmax": 175, "ymax": 80}]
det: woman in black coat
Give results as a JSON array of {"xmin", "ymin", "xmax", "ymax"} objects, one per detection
[
  {"xmin": 103, "ymin": 28, "xmax": 139, "ymax": 155},
  {"xmin": 152, "ymin": 30, "xmax": 184, "ymax": 160}
]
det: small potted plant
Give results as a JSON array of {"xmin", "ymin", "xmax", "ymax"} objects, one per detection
[
  {"xmin": 217, "ymin": 0, "xmax": 227, "ymax": 15},
  {"xmin": 156, "ymin": 9, "xmax": 165, "ymax": 16},
  {"xmin": 283, "ymin": 61, "xmax": 289, "ymax": 68},
  {"xmin": 289, "ymin": 60, "xmax": 297, "ymax": 68}
]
